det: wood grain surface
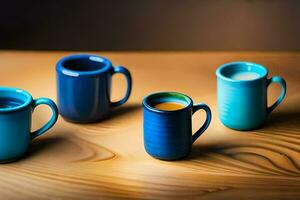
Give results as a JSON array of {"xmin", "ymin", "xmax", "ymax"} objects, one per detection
[{"xmin": 0, "ymin": 51, "xmax": 299, "ymax": 200}]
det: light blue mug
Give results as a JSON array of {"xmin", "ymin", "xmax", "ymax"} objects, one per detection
[
  {"xmin": 0, "ymin": 87, "xmax": 58, "ymax": 162},
  {"xmin": 216, "ymin": 61, "xmax": 287, "ymax": 130}
]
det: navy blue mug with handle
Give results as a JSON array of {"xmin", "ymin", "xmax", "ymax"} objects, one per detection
[
  {"xmin": 56, "ymin": 54, "xmax": 132, "ymax": 123},
  {"xmin": 143, "ymin": 92, "xmax": 212, "ymax": 160}
]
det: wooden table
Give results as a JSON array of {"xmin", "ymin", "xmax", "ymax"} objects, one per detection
[{"xmin": 0, "ymin": 51, "xmax": 299, "ymax": 199}]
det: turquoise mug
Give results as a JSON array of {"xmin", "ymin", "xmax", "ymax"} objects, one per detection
[
  {"xmin": 0, "ymin": 87, "xmax": 58, "ymax": 162},
  {"xmin": 216, "ymin": 61, "xmax": 287, "ymax": 130}
]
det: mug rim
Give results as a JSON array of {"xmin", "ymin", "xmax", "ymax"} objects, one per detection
[
  {"xmin": 56, "ymin": 54, "xmax": 112, "ymax": 77},
  {"xmin": 216, "ymin": 61, "xmax": 268, "ymax": 83},
  {"xmin": 0, "ymin": 87, "xmax": 33, "ymax": 113},
  {"xmin": 142, "ymin": 91, "xmax": 193, "ymax": 113}
]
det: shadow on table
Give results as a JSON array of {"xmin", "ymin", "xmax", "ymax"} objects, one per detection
[
  {"xmin": 25, "ymin": 136, "xmax": 66, "ymax": 159},
  {"xmin": 188, "ymin": 143, "xmax": 231, "ymax": 160},
  {"xmin": 185, "ymin": 107, "xmax": 300, "ymax": 177},
  {"xmin": 188, "ymin": 109, "xmax": 300, "ymax": 160},
  {"xmin": 103, "ymin": 103, "xmax": 141, "ymax": 122},
  {"xmin": 187, "ymin": 140, "xmax": 300, "ymax": 176},
  {"xmin": 263, "ymin": 110, "xmax": 300, "ymax": 131}
]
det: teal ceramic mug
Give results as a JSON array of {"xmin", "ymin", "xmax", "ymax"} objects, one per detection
[
  {"xmin": 216, "ymin": 61, "xmax": 287, "ymax": 130},
  {"xmin": 0, "ymin": 87, "xmax": 58, "ymax": 162}
]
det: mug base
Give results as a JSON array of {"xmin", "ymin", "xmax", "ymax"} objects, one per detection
[
  {"xmin": 0, "ymin": 158, "xmax": 19, "ymax": 163},
  {"xmin": 0, "ymin": 154, "xmax": 24, "ymax": 163},
  {"xmin": 220, "ymin": 120, "xmax": 265, "ymax": 131},
  {"xmin": 149, "ymin": 154, "xmax": 189, "ymax": 161},
  {"xmin": 145, "ymin": 148, "xmax": 191, "ymax": 161}
]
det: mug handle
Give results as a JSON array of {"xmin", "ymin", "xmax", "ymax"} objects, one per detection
[
  {"xmin": 267, "ymin": 76, "xmax": 287, "ymax": 114},
  {"xmin": 111, "ymin": 66, "xmax": 132, "ymax": 108},
  {"xmin": 191, "ymin": 103, "xmax": 212, "ymax": 143},
  {"xmin": 30, "ymin": 98, "xmax": 59, "ymax": 140}
]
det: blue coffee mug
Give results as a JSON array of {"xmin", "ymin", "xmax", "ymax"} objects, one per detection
[
  {"xmin": 0, "ymin": 87, "xmax": 58, "ymax": 162},
  {"xmin": 216, "ymin": 61, "xmax": 287, "ymax": 130},
  {"xmin": 143, "ymin": 92, "xmax": 212, "ymax": 160},
  {"xmin": 56, "ymin": 54, "xmax": 132, "ymax": 123}
]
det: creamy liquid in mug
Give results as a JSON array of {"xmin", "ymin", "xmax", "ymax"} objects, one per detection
[
  {"xmin": 154, "ymin": 102, "xmax": 185, "ymax": 111},
  {"xmin": 230, "ymin": 72, "xmax": 260, "ymax": 80}
]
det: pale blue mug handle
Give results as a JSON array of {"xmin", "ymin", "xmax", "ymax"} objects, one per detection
[
  {"xmin": 111, "ymin": 66, "xmax": 132, "ymax": 108},
  {"xmin": 30, "ymin": 98, "xmax": 59, "ymax": 140},
  {"xmin": 267, "ymin": 76, "xmax": 287, "ymax": 114},
  {"xmin": 192, "ymin": 103, "xmax": 212, "ymax": 143}
]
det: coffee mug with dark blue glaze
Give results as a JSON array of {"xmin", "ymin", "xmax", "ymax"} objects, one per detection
[
  {"xmin": 143, "ymin": 92, "xmax": 212, "ymax": 160},
  {"xmin": 56, "ymin": 54, "xmax": 132, "ymax": 123},
  {"xmin": 0, "ymin": 87, "xmax": 58, "ymax": 162},
  {"xmin": 216, "ymin": 61, "xmax": 287, "ymax": 130}
]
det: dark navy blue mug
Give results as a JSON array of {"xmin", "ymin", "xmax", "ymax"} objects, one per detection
[
  {"xmin": 56, "ymin": 54, "xmax": 132, "ymax": 123},
  {"xmin": 0, "ymin": 87, "xmax": 58, "ymax": 162},
  {"xmin": 143, "ymin": 92, "xmax": 212, "ymax": 160}
]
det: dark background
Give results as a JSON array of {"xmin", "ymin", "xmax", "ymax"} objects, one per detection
[{"xmin": 1, "ymin": 0, "xmax": 299, "ymax": 51}]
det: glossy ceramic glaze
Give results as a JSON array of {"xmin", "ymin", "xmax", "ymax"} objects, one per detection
[
  {"xmin": 216, "ymin": 61, "xmax": 287, "ymax": 130},
  {"xmin": 143, "ymin": 92, "xmax": 211, "ymax": 160},
  {"xmin": 56, "ymin": 54, "xmax": 132, "ymax": 123},
  {"xmin": 0, "ymin": 87, "xmax": 58, "ymax": 162}
]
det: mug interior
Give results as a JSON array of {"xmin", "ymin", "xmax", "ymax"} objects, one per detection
[
  {"xmin": 61, "ymin": 55, "xmax": 110, "ymax": 72},
  {"xmin": 217, "ymin": 62, "xmax": 268, "ymax": 81},
  {"xmin": 144, "ymin": 92, "xmax": 192, "ymax": 112},
  {"xmin": 0, "ymin": 88, "xmax": 32, "ymax": 112}
]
